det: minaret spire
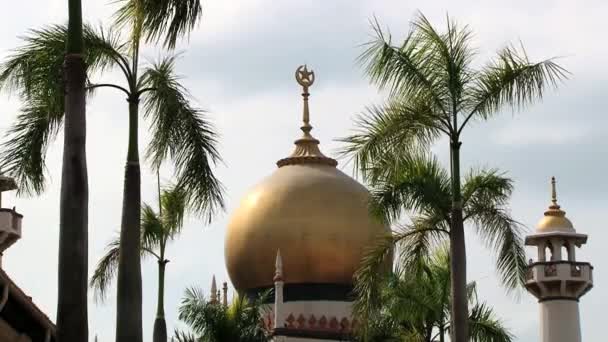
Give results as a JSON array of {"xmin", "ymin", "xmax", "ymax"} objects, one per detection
[
  {"xmin": 543, "ymin": 177, "xmax": 569, "ymax": 222},
  {"xmin": 210, "ymin": 275, "xmax": 217, "ymax": 303},
  {"xmin": 551, "ymin": 176, "xmax": 559, "ymax": 208},
  {"xmin": 295, "ymin": 65, "xmax": 315, "ymax": 136},
  {"xmin": 274, "ymin": 249, "xmax": 283, "ymax": 282},
  {"xmin": 276, "ymin": 65, "xmax": 337, "ymax": 168}
]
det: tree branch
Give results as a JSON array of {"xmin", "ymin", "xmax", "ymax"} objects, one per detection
[
  {"xmin": 142, "ymin": 247, "xmax": 161, "ymax": 260},
  {"xmin": 136, "ymin": 87, "xmax": 156, "ymax": 97},
  {"xmin": 87, "ymin": 83, "xmax": 131, "ymax": 97}
]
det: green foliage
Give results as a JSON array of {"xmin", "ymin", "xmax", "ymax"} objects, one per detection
[
  {"xmin": 0, "ymin": 21, "xmax": 224, "ymax": 216},
  {"xmin": 113, "ymin": 0, "xmax": 203, "ymax": 49},
  {"xmin": 141, "ymin": 56, "xmax": 224, "ymax": 222},
  {"xmin": 343, "ymin": 11, "xmax": 567, "ymax": 178},
  {"xmin": 345, "ymin": 12, "xmax": 560, "ymax": 339},
  {"xmin": 358, "ymin": 154, "xmax": 526, "ymax": 296},
  {"xmin": 90, "ymin": 184, "xmax": 189, "ymax": 302},
  {"xmin": 174, "ymin": 287, "xmax": 270, "ymax": 342},
  {"xmin": 356, "ymin": 246, "xmax": 514, "ymax": 342},
  {"xmin": 353, "ymin": 155, "xmax": 526, "ymax": 331},
  {"xmin": 0, "ymin": 24, "xmax": 125, "ymax": 194},
  {"xmin": 89, "ymin": 236, "xmax": 121, "ymax": 303}
]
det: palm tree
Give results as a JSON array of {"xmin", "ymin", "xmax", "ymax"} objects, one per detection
[
  {"xmin": 357, "ymin": 245, "xmax": 514, "ymax": 342},
  {"xmin": 58, "ymin": 0, "xmax": 88, "ymax": 341},
  {"xmin": 347, "ymin": 154, "xmax": 527, "ymax": 340},
  {"xmin": 173, "ymin": 287, "xmax": 270, "ymax": 342},
  {"xmin": 341, "ymin": 12, "xmax": 567, "ymax": 341},
  {"xmin": 90, "ymin": 182, "xmax": 198, "ymax": 342},
  {"xmin": 0, "ymin": 2, "xmax": 219, "ymax": 341}
]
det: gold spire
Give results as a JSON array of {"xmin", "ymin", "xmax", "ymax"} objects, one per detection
[
  {"xmin": 545, "ymin": 176, "xmax": 564, "ymax": 216},
  {"xmin": 276, "ymin": 65, "xmax": 337, "ymax": 168},
  {"xmin": 537, "ymin": 176, "xmax": 574, "ymax": 232},
  {"xmin": 296, "ymin": 65, "xmax": 314, "ymax": 133}
]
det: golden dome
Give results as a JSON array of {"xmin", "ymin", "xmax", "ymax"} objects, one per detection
[
  {"xmin": 536, "ymin": 177, "xmax": 575, "ymax": 233},
  {"xmin": 224, "ymin": 66, "xmax": 388, "ymax": 291}
]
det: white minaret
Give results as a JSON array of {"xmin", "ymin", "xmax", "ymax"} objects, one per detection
[
  {"xmin": 273, "ymin": 249, "xmax": 284, "ymax": 330},
  {"xmin": 525, "ymin": 177, "xmax": 593, "ymax": 342},
  {"xmin": 210, "ymin": 275, "xmax": 218, "ymax": 303}
]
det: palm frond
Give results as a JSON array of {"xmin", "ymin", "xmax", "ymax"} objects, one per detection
[
  {"xmin": 177, "ymin": 286, "xmax": 268, "ymax": 342},
  {"xmin": 466, "ymin": 202, "xmax": 527, "ymax": 291},
  {"xmin": 352, "ymin": 231, "xmax": 394, "ymax": 333},
  {"xmin": 0, "ymin": 99, "xmax": 62, "ymax": 194},
  {"xmin": 114, "ymin": 0, "xmax": 203, "ymax": 49},
  {"xmin": 465, "ymin": 44, "xmax": 568, "ymax": 124},
  {"xmin": 353, "ymin": 222, "xmax": 448, "ymax": 332},
  {"xmin": 461, "ymin": 169, "xmax": 526, "ymax": 291},
  {"xmin": 462, "ymin": 168, "xmax": 513, "ymax": 209},
  {"xmin": 172, "ymin": 330, "xmax": 200, "ymax": 342},
  {"xmin": 89, "ymin": 237, "xmax": 121, "ymax": 303},
  {"xmin": 0, "ymin": 24, "xmax": 129, "ymax": 194},
  {"xmin": 367, "ymin": 152, "xmax": 451, "ymax": 223},
  {"xmin": 468, "ymin": 302, "xmax": 514, "ymax": 342},
  {"xmin": 160, "ymin": 183, "xmax": 187, "ymax": 238},
  {"xmin": 395, "ymin": 216, "xmax": 449, "ymax": 275},
  {"xmin": 141, "ymin": 55, "xmax": 224, "ymax": 222},
  {"xmin": 358, "ymin": 18, "xmax": 450, "ymax": 116},
  {"xmin": 338, "ymin": 98, "xmax": 445, "ymax": 179},
  {"xmin": 412, "ymin": 12, "xmax": 475, "ymax": 113},
  {"xmin": 141, "ymin": 203, "xmax": 163, "ymax": 251}
]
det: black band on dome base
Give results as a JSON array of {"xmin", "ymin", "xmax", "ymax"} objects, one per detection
[{"xmin": 244, "ymin": 283, "xmax": 355, "ymax": 303}]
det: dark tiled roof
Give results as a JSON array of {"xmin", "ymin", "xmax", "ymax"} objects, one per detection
[{"xmin": 0, "ymin": 268, "xmax": 56, "ymax": 341}]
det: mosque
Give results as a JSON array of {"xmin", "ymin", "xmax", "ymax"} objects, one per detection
[
  {"xmin": 224, "ymin": 65, "xmax": 388, "ymax": 340},
  {"xmin": 221, "ymin": 66, "xmax": 594, "ymax": 342}
]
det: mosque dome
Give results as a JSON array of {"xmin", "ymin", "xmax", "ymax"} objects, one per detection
[
  {"xmin": 536, "ymin": 177, "xmax": 575, "ymax": 233},
  {"xmin": 224, "ymin": 66, "xmax": 389, "ymax": 292}
]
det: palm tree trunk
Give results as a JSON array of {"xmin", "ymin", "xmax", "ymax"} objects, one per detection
[
  {"xmin": 153, "ymin": 260, "xmax": 167, "ymax": 342},
  {"xmin": 57, "ymin": 0, "xmax": 88, "ymax": 341},
  {"xmin": 449, "ymin": 139, "xmax": 468, "ymax": 342},
  {"xmin": 116, "ymin": 97, "xmax": 143, "ymax": 342}
]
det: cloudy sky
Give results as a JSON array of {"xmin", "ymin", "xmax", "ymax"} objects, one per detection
[{"xmin": 0, "ymin": 0, "xmax": 607, "ymax": 341}]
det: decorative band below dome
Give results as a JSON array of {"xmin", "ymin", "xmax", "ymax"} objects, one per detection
[{"xmin": 276, "ymin": 136, "xmax": 338, "ymax": 167}]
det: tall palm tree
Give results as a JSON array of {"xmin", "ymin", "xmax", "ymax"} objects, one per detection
[
  {"xmin": 341, "ymin": 12, "xmax": 567, "ymax": 341},
  {"xmin": 347, "ymin": 153, "xmax": 527, "ymax": 340},
  {"xmin": 0, "ymin": 2, "xmax": 219, "ymax": 341},
  {"xmin": 357, "ymin": 245, "xmax": 514, "ymax": 342},
  {"xmin": 90, "ymin": 182, "xmax": 191, "ymax": 342},
  {"xmin": 173, "ymin": 287, "xmax": 270, "ymax": 342},
  {"xmin": 58, "ymin": 0, "xmax": 88, "ymax": 341}
]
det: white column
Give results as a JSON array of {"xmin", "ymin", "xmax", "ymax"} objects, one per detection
[
  {"xmin": 274, "ymin": 280, "xmax": 284, "ymax": 329},
  {"xmin": 274, "ymin": 249, "xmax": 284, "ymax": 329},
  {"xmin": 539, "ymin": 300, "xmax": 581, "ymax": 342}
]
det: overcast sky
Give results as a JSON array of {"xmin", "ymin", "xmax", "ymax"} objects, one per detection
[{"xmin": 0, "ymin": 1, "xmax": 606, "ymax": 341}]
